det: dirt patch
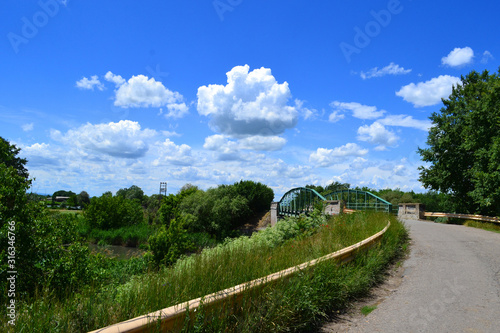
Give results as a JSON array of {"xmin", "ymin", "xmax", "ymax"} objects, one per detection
[
  {"xmin": 320, "ymin": 261, "xmax": 406, "ymax": 332},
  {"xmin": 238, "ymin": 211, "xmax": 271, "ymax": 235}
]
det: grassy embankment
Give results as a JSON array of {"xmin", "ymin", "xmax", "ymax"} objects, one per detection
[
  {"xmin": 10, "ymin": 211, "xmax": 408, "ymax": 332},
  {"xmin": 432, "ymin": 216, "xmax": 500, "ymax": 234},
  {"xmin": 463, "ymin": 220, "xmax": 500, "ymax": 233}
]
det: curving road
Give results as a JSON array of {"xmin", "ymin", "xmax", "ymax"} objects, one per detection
[{"xmin": 323, "ymin": 219, "xmax": 500, "ymax": 333}]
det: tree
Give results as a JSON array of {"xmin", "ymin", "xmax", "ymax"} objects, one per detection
[
  {"xmin": 66, "ymin": 194, "xmax": 78, "ymax": 207},
  {"xmin": 52, "ymin": 190, "xmax": 76, "ymax": 203},
  {"xmin": 0, "ymin": 137, "xmax": 29, "ymax": 180},
  {"xmin": 84, "ymin": 194, "xmax": 143, "ymax": 229},
  {"xmin": 418, "ymin": 69, "xmax": 500, "ymax": 216},
  {"xmin": 116, "ymin": 185, "xmax": 144, "ymax": 203},
  {"xmin": 148, "ymin": 216, "xmax": 193, "ymax": 267},
  {"xmin": 77, "ymin": 191, "xmax": 90, "ymax": 207},
  {"xmin": 306, "ymin": 182, "xmax": 350, "ymax": 196},
  {"xmin": 1, "ymin": 138, "xmax": 92, "ymax": 300}
]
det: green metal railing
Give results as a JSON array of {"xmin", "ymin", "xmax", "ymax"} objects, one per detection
[
  {"xmin": 324, "ymin": 189, "xmax": 393, "ymax": 213},
  {"xmin": 278, "ymin": 187, "xmax": 326, "ymax": 216},
  {"xmin": 277, "ymin": 188, "xmax": 394, "ymax": 217}
]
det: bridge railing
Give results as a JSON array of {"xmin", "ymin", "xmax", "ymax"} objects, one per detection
[{"xmin": 424, "ymin": 212, "xmax": 500, "ymax": 224}]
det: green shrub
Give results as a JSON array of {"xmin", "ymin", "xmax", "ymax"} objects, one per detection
[
  {"xmin": 148, "ymin": 216, "xmax": 194, "ymax": 267},
  {"xmin": 84, "ymin": 194, "xmax": 143, "ymax": 229},
  {"xmin": 178, "ymin": 181, "xmax": 274, "ymax": 239}
]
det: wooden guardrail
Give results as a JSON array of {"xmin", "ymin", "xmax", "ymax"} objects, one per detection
[
  {"xmin": 424, "ymin": 212, "xmax": 500, "ymax": 224},
  {"xmin": 89, "ymin": 221, "xmax": 391, "ymax": 333}
]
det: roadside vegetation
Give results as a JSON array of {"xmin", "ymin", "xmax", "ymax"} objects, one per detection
[
  {"xmin": 7, "ymin": 209, "xmax": 408, "ymax": 332},
  {"xmin": 463, "ymin": 220, "xmax": 500, "ymax": 234}
]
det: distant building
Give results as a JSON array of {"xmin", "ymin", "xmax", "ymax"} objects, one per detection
[{"xmin": 54, "ymin": 196, "xmax": 70, "ymax": 202}]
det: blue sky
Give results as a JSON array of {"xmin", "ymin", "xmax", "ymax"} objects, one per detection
[{"xmin": 2, "ymin": 0, "xmax": 499, "ymax": 199}]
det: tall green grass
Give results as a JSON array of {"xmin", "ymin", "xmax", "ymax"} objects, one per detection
[
  {"xmin": 464, "ymin": 219, "xmax": 500, "ymax": 233},
  {"xmin": 9, "ymin": 212, "xmax": 408, "ymax": 332},
  {"xmin": 187, "ymin": 212, "xmax": 408, "ymax": 332}
]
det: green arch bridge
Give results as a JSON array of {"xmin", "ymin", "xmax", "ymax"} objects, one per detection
[{"xmin": 277, "ymin": 188, "xmax": 393, "ymax": 217}]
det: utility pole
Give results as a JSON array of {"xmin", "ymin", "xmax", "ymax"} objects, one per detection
[{"xmin": 159, "ymin": 182, "xmax": 167, "ymax": 202}]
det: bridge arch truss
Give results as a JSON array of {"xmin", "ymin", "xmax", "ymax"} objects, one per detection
[
  {"xmin": 278, "ymin": 187, "xmax": 326, "ymax": 216},
  {"xmin": 324, "ymin": 189, "xmax": 392, "ymax": 213}
]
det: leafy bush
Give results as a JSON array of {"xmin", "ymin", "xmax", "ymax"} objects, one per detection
[
  {"xmin": 84, "ymin": 194, "xmax": 143, "ymax": 229},
  {"xmin": 148, "ymin": 216, "xmax": 194, "ymax": 267},
  {"xmin": 177, "ymin": 180, "xmax": 274, "ymax": 239}
]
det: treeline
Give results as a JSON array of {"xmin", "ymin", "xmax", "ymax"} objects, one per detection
[{"xmin": 71, "ymin": 180, "xmax": 274, "ymax": 267}]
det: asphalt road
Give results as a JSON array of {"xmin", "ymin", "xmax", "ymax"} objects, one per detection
[{"xmin": 327, "ymin": 219, "xmax": 500, "ymax": 333}]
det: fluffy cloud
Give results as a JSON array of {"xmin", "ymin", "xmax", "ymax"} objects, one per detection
[
  {"xmin": 203, "ymin": 134, "xmax": 286, "ymax": 160},
  {"xmin": 76, "ymin": 75, "xmax": 104, "ymax": 91},
  {"xmin": 441, "ymin": 47, "xmax": 474, "ymax": 67},
  {"xmin": 294, "ymin": 99, "xmax": 317, "ymax": 120},
  {"xmin": 396, "ymin": 75, "xmax": 461, "ymax": 107},
  {"xmin": 22, "ymin": 123, "xmax": 34, "ymax": 132},
  {"xmin": 239, "ymin": 136, "xmax": 286, "ymax": 151},
  {"xmin": 155, "ymin": 139, "xmax": 194, "ymax": 166},
  {"xmin": 360, "ymin": 62, "xmax": 411, "ymax": 79},
  {"xmin": 77, "ymin": 71, "xmax": 189, "ymax": 117},
  {"xmin": 328, "ymin": 110, "xmax": 345, "ymax": 123},
  {"xmin": 330, "ymin": 101, "xmax": 386, "ymax": 120},
  {"xmin": 309, "ymin": 143, "xmax": 368, "ymax": 167},
  {"xmin": 481, "ymin": 50, "xmax": 494, "ymax": 64},
  {"xmin": 113, "ymin": 74, "xmax": 188, "ymax": 116},
  {"xmin": 197, "ymin": 65, "xmax": 298, "ymax": 138},
  {"xmin": 23, "ymin": 143, "xmax": 60, "ymax": 167},
  {"xmin": 378, "ymin": 115, "xmax": 432, "ymax": 131},
  {"xmin": 357, "ymin": 122, "xmax": 398, "ymax": 151},
  {"xmin": 104, "ymin": 71, "xmax": 126, "ymax": 86},
  {"xmin": 50, "ymin": 120, "xmax": 156, "ymax": 159},
  {"xmin": 203, "ymin": 135, "xmax": 241, "ymax": 160},
  {"xmin": 203, "ymin": 135, "xmax": 237, "ymax": 153}
]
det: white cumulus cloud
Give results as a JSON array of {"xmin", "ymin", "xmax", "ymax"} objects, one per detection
[
  {"xmin": 328, "ymin": 110, "xmax": 345, "ymax": 123},
  {"xmin": 309, "ymin": 143, "xmax": 368, "ymax": 167},
  {"xmin": 203, "ymin": 133, "xmax": 286, "ymax": 159},
  {"xmin": 239, "ymin": 136, "xmax": 286, "ymax": 151},
  {"xmin": 330, "ymin": 101, "xmax": 386, "ymax": 120},
  {"xmin": 197, "ymin": 65, "xmax": 298, "ymax": 138},
  {"xmin": 76, "ymin": 75, "xmax": 104, "ymax": 91},
  {"xmin": 441, "ymin": 47, "xmax": 474, "ymax": 67},
  {"xmin": 50, "ymin": 120, "xmax": 157, "ymax": 159},
  {"xmin": 357, "ymin": 122, "xmax": 398, "ymax": 151},
  {"xmin": 378, "ymin": 115, "xmax": 432, "ymax": 131},
  {"xmin": 360, "ymin": 62, "xmax": 411, "ymax": 79},
  {"xmin": 156, "ymin": 139, "xmax": 194, "ymax": 166},
  {"xmin": 23, "ymin": 143, "xmax": 60, "ymax": 167},
  {"xmin": 104, "ymin": 71, "xmax": 126, "ymax": 86},
  {"xmin": 113, "ymin": 74, "xmax": 188, "ymax": 117},
  {"xmin": 396, "ymin": 75, "xmax": 461, "ymax": 107}
]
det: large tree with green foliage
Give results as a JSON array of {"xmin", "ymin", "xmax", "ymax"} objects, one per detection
[
  {"xmin": 84, "ymin": 193, "xmax": 144, "ymax": 229},
  {"xmin": 116, "ymin": 185, "xmax": 144, "ymax": 203},
  {"xmin": 0, "ymin": 137, "xmax": 29, "ymax": 180},
  {"xmin": 418, "ymin": 69, "xmax": 500, "ymax": 216},
  {"xmin": 1, "ymin": 138, "xmax": 93, "ymax": 301}
]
